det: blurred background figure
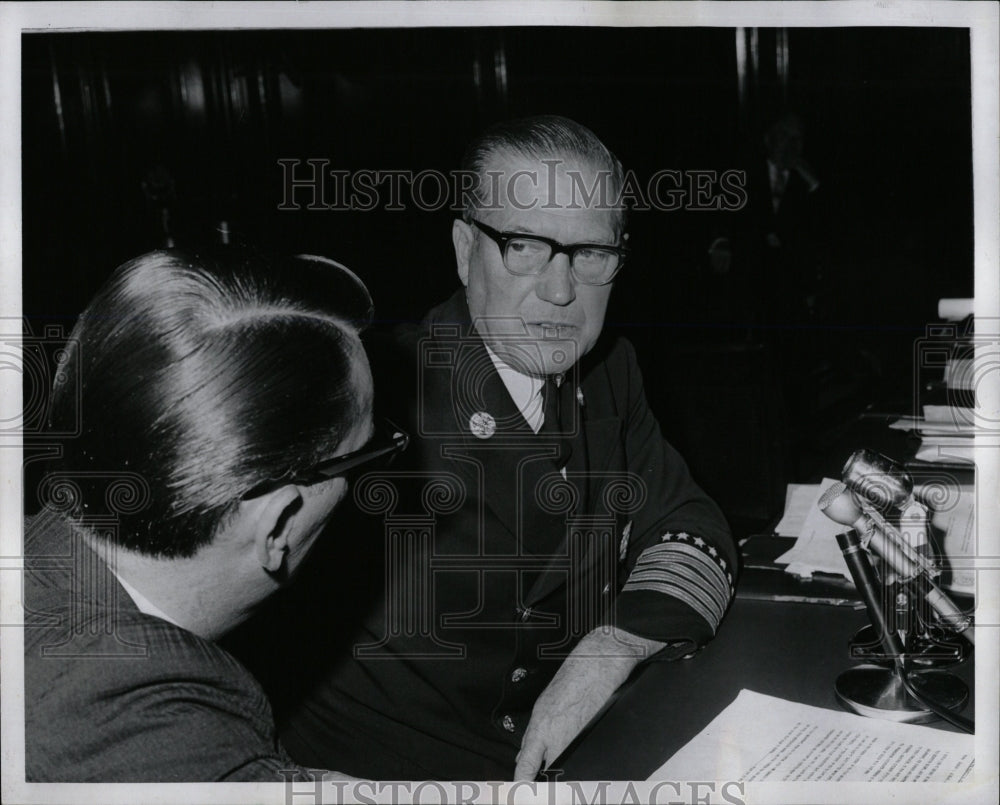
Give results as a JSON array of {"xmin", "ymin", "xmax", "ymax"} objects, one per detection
[{"xmin": 708, "ymin": 110, "xmax": 825, "ymax": 340}]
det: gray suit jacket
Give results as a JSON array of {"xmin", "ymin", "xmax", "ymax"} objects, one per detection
[{"xmin": 24, "ymin": 508, "xmax": 304, "ymax": 782}]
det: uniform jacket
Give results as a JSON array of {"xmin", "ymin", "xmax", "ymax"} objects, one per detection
[
  {"xmin": 275, "ymin": 290, "xmax": 736, "ymax": 780},
  {"xmin": 23, "ymin": 508, "xmax": 305, "ymax": 782}
]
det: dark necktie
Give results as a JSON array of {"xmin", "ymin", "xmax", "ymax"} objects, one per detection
[{"xmin": 538, "ymin": 375, "xmax": 572, "ymax": 469}]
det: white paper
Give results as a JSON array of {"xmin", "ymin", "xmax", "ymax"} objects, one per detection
[
  {"xmin": 944, "ymin": 359, "xmax": 976, "ymax": 391},
  {"xmin": 889, "ymin": 416, "xmax": 978, "ymax": 436},
  {"xmin": 923, "ymin": 403, "xmax": 993, "ymax": 433},
  {"xmin": 924, "ymin": 404, "xmax": 965, "ymax": 424},
  {"xmin": 774, "ymin": 478, "xmax": 851, "ymax": 579},
  {"xmin": 649, "ymin": 690, "xmax": 975, "ymax": 783},
  {"xmin": 915, "ymin": 439, "xmax": 976, "ymax": 465},
  {"xmin": 918, "ymin": 485, "xmax": 977, "ymax": 595},
  {"xmin": 773, "ymin": 483, "xmax": 821, "ymax": 537}
]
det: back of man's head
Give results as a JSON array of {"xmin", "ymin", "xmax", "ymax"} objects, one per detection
[{"xmin": 48, "ymin": 249, "xmax": 372, "ymax": 559}]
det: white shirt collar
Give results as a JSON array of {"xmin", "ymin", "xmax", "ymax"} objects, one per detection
[
  {"xmin": 483, "ymin": 344, "xmax": 546, "ymax": 433},
  {"xmin": 113, "ymin": 570, "xmax": 184, "ymax": 628}
]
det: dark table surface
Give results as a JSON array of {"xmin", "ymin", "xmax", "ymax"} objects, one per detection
[
  {"xmin": 558, "ymin": 410, "xmax": 977, "ymax": 780},
  {"xmin": 558, "ymin": 596, "xmax": 975, "ymax": 780}
]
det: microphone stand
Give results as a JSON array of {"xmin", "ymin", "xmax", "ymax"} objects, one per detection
[
  {"xmin": 847, "ymin": 516, "xmax": 968, "ymax": 668},
  {"xmin": 841, "ymin": 449, "xmax": 967, "ymax": 667},
  {"xmin": 834, "ymin": 529, "xmax": 971, "ymax": 728}
]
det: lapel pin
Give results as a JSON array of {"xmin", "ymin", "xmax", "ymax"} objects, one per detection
[
  {"xmin": 469, "ymin": 411, "xmax": 496, "ymax": 439},
  {"xmin": 619, "ymin": 520, "xmax": 633, "ymax": 562},
  {"xmin": 576, "ymin": 386, "xmax": 585, "ymax": 407}
]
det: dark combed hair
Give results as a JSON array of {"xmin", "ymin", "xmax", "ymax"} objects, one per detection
[
  {"xmin": 48, "ymin": 249, "xmax": 372, "ymax": 559},
  {"xmin": 460, "ymin": 114, "xmax": 627, "ymax": 235}
]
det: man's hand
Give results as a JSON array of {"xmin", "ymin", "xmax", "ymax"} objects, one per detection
[{"xmin": 513, "ymin": 628, "xmax": 665, "ymax": 780}]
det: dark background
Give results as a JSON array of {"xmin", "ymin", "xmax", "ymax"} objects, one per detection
[{"xmin": 21, "ymin": 27, "xmax": 974, "ymax": 529}]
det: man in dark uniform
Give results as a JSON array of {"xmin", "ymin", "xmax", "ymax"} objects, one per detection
[{"xmin": 277, "ymin": 116, "xmax": 736, "ymax": 780}]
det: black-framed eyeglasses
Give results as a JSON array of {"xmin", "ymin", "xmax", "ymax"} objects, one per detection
[
  {"xmin": 242, "ymin": 419, "xmax": 409, "ymax": 499},
  {"xmin": 469, "ymin": 218, "xmax": 627, "ymax": 286}
]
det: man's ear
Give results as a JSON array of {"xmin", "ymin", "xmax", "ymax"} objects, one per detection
[
  {"xmin": 452, "ymin": 219, "xmax": 474, "ymax": 287},
  {"xmin": 249, "ymin": 485, "xmax": 303, "ymax": 573}
]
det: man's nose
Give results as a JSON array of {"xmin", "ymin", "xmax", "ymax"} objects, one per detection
[{"xmin": 534, "ymin": 253, "xmax": 576, "ymax": 306}]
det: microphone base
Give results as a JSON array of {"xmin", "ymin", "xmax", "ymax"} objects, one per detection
[
  {"xmin": 849, "ymin": 625, "xmax": 968, "ymax": 667},
  {"xmin": 835, "ymin": 665, "xmax": 968, "ymax": 724}
]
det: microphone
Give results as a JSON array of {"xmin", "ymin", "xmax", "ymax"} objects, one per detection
[
  {"xmin": 819, "ymin": 482, "xmax": 974, "ymax": 645},
  {"xmin": 842, "ymin": 449, "xmax": 937, "ymax": 572},
  {"xmin": 841, "ymin": 448, "xmax": 912, "ymax": 512}
]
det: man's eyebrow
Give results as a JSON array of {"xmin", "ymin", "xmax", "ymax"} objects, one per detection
[
  {"xmin": 503, "ymin": 225, "xmax": 618, "ymax": 246},
  {"xmin": 496, "ymin": 222, "xmax": 543, "ymax": 236}
]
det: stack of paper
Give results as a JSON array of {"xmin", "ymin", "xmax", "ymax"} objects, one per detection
[
  {"xmin": 917, "ymin": 405, "xmax": 979, "ymax": 464},
  {"xmin": 890, "ymin": 402, "xmax": 982, "ymax": 466}
]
